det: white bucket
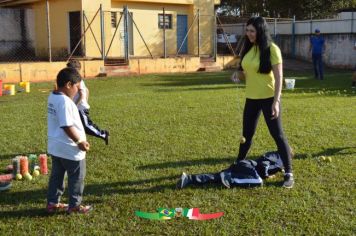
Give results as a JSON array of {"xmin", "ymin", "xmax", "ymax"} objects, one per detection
[{"xmin": 285, "ymin": 79, "xmax": 295, "ymax": 90}]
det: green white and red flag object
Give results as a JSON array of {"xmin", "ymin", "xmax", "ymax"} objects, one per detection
[{"xmin": 135, "ymin": 208, "xmax": 224, "ymax": 220}]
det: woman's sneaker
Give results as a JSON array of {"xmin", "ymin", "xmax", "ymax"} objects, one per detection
[
  {"xmin": 282, "ymin": 173, "xmax": 294, "ymax": 188},
  {"xmin": 220, "ymin": 171, "xmax": 231, "ymax": 188},
  {"xmin": 67, "ymin": 205, "xmax": 93, "ymax": 214},
  {"xmin": 46, "ymin": 202, "xmax": 69, "ymax": 213}
]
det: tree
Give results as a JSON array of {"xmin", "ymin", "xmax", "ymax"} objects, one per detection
[{"xmin": 218, "ymin": 0, "xmax": 356, "ymax": 19}]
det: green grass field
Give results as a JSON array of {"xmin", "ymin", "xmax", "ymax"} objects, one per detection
[{"xmin": 0, "ymin": 69, "xmax": 355, "ymax": 235}]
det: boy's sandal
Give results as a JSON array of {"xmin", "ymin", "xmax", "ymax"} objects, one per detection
[
  {"xmin": 67, "ymin": 205, "xmax": 93, "ymax": 214},
  {"xmin": 46, "ymin": 202, "xmax": 69, "ymax": 213}
]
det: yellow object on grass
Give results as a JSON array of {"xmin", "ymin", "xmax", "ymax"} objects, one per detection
[
  {"xmin": 3, "ymin": 84, "xmax": 15, "ymax": 95},
  {"xmin": 19, "ymin": 81, "xmax": 30, "ymax": 93}
]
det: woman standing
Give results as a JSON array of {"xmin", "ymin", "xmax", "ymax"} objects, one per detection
[{"xmin": 233, "ymin": 16, "xmax": 294, "ymax": 188}]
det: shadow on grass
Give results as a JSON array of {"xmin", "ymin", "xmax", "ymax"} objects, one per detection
[
  {"xmin": 1, "ymin": 147, "xmax": 353, "ymax": 218},
  {"xmin": 0, "ymin": 176, "xmax": 180, "ymax": 218},
  {"xmin": 141, "ymin": 70, "xmax": 355, "ymax": 96},
  {"xmin": 0, "ymin": 186, "xmax": 50, "ymax": 218},
  {"xmin": 294, "ymin": 146, "xmax": 355, "ymax": 160},
  {"xmin": 0, "ymin": 152, "xmax": 47, "ymax": 162},
  {"xmin": 142, "ymin": 72, "xmax": 232, "ymax": 88},
  {"xmin": 85, "ymin": 181, "xmax": 177, "ymax": 197},
  {"xmin": 0, "ymin": 208, "xmax": 52, "ymax": 218},
  {"xmin": 137, "ymin": 156, "xmax": 236, "ymax": 170},
  {"xmin": 154, "ymin": 85, "xmax": 239, "ymax": 93}
]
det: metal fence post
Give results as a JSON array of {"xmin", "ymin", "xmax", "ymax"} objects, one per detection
[
  {"xmin": 274, "ymin": 18, "xmax": 277, "ymax": 39},
  {"xmin": 100, "ymin": 4, "xmax": 105, "ymax": 60},
  {"xmin": 46, "ymin": 0, "xmax": 52, "ymax": 62},
  {"xmin": 197, "ymin": 9, "xmax": 200, "ymax": 57},
  {"xmin": 82, "ymin": 10, "xmax": 86, "ymax": 57},
  {"xmin": 310, "ymin": 12, "xmax": 313, "ymax": 34},
  {"xmin": 352, "ymin": 12, "xmax": 354, "ymax": 33},
  {"xmin": 124, "ymin": 6, "xmax": 129, "ymax": 62},
  {"xmin": 163, "ymin": 7, "xmax": 166, "ymax": 58},
  {"xmin": 214, "ymin": 12, "xmax": 217, "ymax": 61},
  {"xmin": 292, "ymin": 15, "xmax": 296, "ymax": 58}
]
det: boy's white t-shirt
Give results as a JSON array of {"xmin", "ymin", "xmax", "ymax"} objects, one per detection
[
  {"xmin": 47, "ymin": 92, "xmax": 86, "ymax": 161},
  {"xmin": 73, "ymin": 80, "xmax": 90, "ymax": 111}
]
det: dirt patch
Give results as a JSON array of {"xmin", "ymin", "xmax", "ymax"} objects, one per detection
[{"xmin": 284, "ymin": 58, "xmax": 313, "ymax": 71}]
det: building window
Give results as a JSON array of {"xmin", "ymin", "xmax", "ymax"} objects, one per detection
[
  {"xmin": 111, "ymin": 12, "xmax": 117, "ymax": 28},
  {"xmin": 158, "ymin": 14, "xmax": 172, "ymax": 29}
]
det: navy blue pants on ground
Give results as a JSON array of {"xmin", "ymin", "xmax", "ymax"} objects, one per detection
[{"xmin": 190, "ymin": 173, "xmax": 221, "ymax": 185}]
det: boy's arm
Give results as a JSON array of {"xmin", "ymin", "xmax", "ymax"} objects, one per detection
[
  {"xmin": 63, "ymin": 126, "xmax": 90, "ymax": 151},
  {"xmin": 86, "ymin": 87, "xmax": 89, "ymax": 100}
]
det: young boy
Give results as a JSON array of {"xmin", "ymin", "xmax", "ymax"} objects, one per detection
[
  {"xmin": 67, "ymin": 60, "xmax": 109, "ymax": 145},
  {"xmin": 47, "ymin": 67, "xmax": 92, "ymax": 214}
]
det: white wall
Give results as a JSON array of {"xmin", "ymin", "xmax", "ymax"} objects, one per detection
[
  {"xmin": 221, "ymin": 12, "xmax": 356, "ymax": 35},
  {"xmin": 220, "ymin": 12, "xmax": 356, "ymax": 68}
]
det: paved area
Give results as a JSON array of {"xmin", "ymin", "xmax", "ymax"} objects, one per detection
[{"xmin": 283, "ymin": 58, "xmax": 313, "ymax": 71}]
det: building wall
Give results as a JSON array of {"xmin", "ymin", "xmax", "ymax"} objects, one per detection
[
  {"xmin": 31, "ymin": 0, "xmax": 82, "ymax": 59},
  {"xmin": 0, "ymin": 0, "xmax": 218, "ymax": 58},
  {"xmin": 0, "ymin": 60, "xmax": 104, "ymax": 83},
  {"xmin": 82, "ymin": 0, "xmax": 216, "ymax": 58},
  {"xmin": 113, "ymin": 0, "xmax": 194, "ymax": 4},
  {"xmin": 111, "ymin": 2, "xmax": 191, "ymax": 57},
  {"xmin": 81, "ymin": 0, "xmax": 111, "ymax": 58},
  {"xmin": 192, "ymin": 0, "xmax": 215, "ymax": 56},
  {"xmin": 0, "ymin": 8, "xmax": 35, "ymax": 59},
  {"xmin": 0, "ymin": 55, "xmax": 236, "ymax": 83}
]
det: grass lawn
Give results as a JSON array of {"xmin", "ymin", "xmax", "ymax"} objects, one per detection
[{"xmin": 0, "ymin": 68, "xmax": 355, "ymax": 235}]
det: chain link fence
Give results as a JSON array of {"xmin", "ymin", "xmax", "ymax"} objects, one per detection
[
  {"xmin": 217, "ymin": 17, "xmax": 294, "ymax": 56},
  {"xmin": 219, "ymin": 13, "xmax": 356, "ymax": 60},
  {"xmin": 0, "ymin": 8, "xmax": 36, "ymax": 62},
  {"xmin": 0, "ymin": 5, "xmax": 218, "ymax": 64}
]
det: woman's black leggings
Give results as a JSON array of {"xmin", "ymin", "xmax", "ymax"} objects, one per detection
[{"xmin": 237, "ymin": 97, "xmax": 292, "ymax": 173}]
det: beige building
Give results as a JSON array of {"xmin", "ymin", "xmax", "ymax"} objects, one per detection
[
  {"xmin": 0, "ymin": 0, "xmax": 240, "ymax": 84},
  {"xmin": 0, "ymin": 0, "xmax": 221, "ymax": 60}
]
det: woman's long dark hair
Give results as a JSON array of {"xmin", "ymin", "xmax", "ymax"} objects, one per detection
[{"xmin": 239, "ymin": 16, "xmax": 273, "ymax": 74}]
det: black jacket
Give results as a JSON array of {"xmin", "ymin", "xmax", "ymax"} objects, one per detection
[{"xmin": 224, "ymin": 152, "xmax": 284, "ymax": 187}]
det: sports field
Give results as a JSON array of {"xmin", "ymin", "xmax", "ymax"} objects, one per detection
[{"xmin": 0, "ymin": 69, "xmax": 355, "ymax": 234}]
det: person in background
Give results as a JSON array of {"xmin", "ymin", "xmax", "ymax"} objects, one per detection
[
  {"xmin": 67, "ymin": 60, "xmax": 110, "ymax": 145},
  {"xmin": 309, "ymin": 28, "xmax": 326, "ymax": 80}
]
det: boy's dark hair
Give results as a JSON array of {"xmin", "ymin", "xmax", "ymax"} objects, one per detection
[
  {"xmin": 56, "ymin": 67, "xmax": 82, "ymax": 88},
  {"xmin": 66, "ymin": 59, "xmax": 82, "ymax": 70}
]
